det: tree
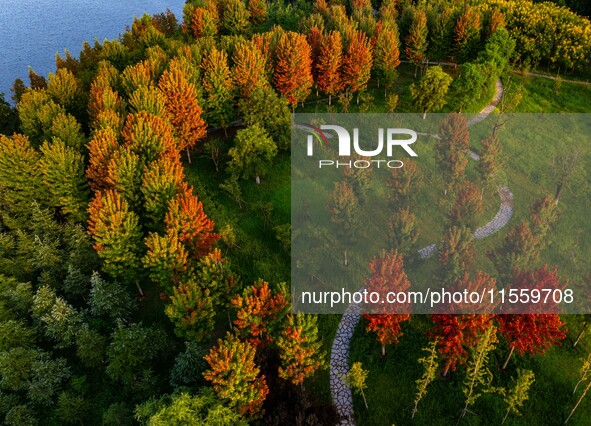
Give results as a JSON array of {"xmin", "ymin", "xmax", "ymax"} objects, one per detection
[
  {"xmin": 530, "ymin": 195, "xmax": 560, "ymax": 242},
  {"xmin": 387, "ymin": 207, "xmax": 420, "ymax": 262},
  {"xmin": 274, "ymin": 31, "xmax": 313, "ymax": 109},
  {"xmin": 449, "ymin": 180, "xmax": 483, "ymax": 229},
  {"xmin": 489, "ymin": 221, "xmax": 540, "ymax": 283},
  {"xmin": 129, "ymin": 85, "xmax": 167, "ymax": 117},
  {"xmin": 32, "ymin": 285, "xmax": 83, "ymax": 348},
  {"xmin": 159, "ymin": 59, "xmax": 207, "ymax": 162},
  {"xmin": 411, "ymin": 66, "xmax": 452, "ymax": 119},
  {"xmin": 362, "ymin": 250, "xmax": 411, "ymax": 356},
  {"xmin": 276, "ymin": 313, "xmax": 326, "ymax": 385},
  {"xmin": 11, "ymin": 78, "xmax": 26, "ymax": 104},
  {"xmin": 438, "ymin": 225, "xmax": 475, "ymax": 285},
  {"xmin": 385, "ymin": 159, "xmax": 422, "ymax": 206},
  {"xmin": 169, "ymin": 341, "xmax": 208, "ymax": 389},
  {"xmin": 121, "ymin": 111, "xmax": 177, "ymax": 165},
  {"xmin": 191, "ymin": 7, "xmax": 219, "ymax": 38},
  {"xmin": 341, "ymin": 30, "xmax": 373, "ymax": 103},
  {"xmin": 501, "ymin": 369, "xmax": 535, "ymax": 424},
  {"xmin": 28, "ymin": 67, "xmax": 47, "ymax": 90},
  {"xmin": 412, "ymin": 340, "xmax": 438, "ymax": 418},
  {"xmin": 134, "ymin": 390, "xmax": 247, "ymax": 425},
  {"xmin": 48, "ymin": 112, "xmax": 85, "ymax": 151},
  {"xmin": 143, "ymin": 230, "xmax": 188, "ymax": 291},
  {"xmin": 453, "ymin": 7, "xmax": 482, "ymax": 62},
  {"xmin": 373, "ymin": 21, "xmax": 400, "ymax": 96},
  {"xmin": 203, "ymin": 333, "xmax": 269, "ymax": 419},
  {"xmin": 106, "ymin": 323, "xmax": 168, "ymax": 395},
  {"xmin": 316, "ymin": 31, "xmax": 343, "ymax": 105},
  {"xmin": 237, "ymin": 87, "xmax": 291, "ymax": 150},
  {"xmin": 247, "ymin": 0, "xmax": 267, "ymax": 24},
  {"xmin": 46, "ymin": 68, "xmax": 81, "ymax": 112},
  {"xmin": 436, "ymin": 113, "xmax": 470, "ymax": 194},
  {"xmin": 231, "ymin": 280, "xmax": 289, "ymax": 348},
  {"xmin": 87, "ymin": 190, "xmax": 143, "ymax": 284},
  {"xmin": 164, "ymin": 186, "xmax": 219, "ymax": 259},
  {"xmin": 565, "ymin": 368, "xmax": 591, "ymax": 424},
  {"xmin": 201, "ymin": 48, "xmax": 235, "ymax": 134},
  {"xmin": 140, "ymin": 156, "xmax": 185, "ymax": 227},
  {"xmin": 164, "ymin": 279, "xmax": 216, "ymax": 342},
  {"xmin": 479, "ymin": 133, "xmax": 504, "ymax": 194},
  {"xmin": 552, "ymin": 144, "xmax": 584, "ymax": 204},
  {"xmin": 327, "ymin": 180, "xmax": 359, "ymax": 266},
  {"xmin": 346, "ymin": 362, "xmax": 369, "ymax": 410},
  {"xmin": 228, "ymin": 124, "xmax": 277, "ymax": 184},
  {"xmin": 232, "ymin": 41, "xmax": 269, "ymax": 97},
  {"xmin": 498, "ymin": 267, "xmax": 567, "ymax": 369},
  {"xmin": 405, "ymin": 10, "xmax": 428, "ymax": 77},
  {"xmin": 0, "ymin": 134, "xmax": 42, "ymax": 215},
  {"xmin": 39, "ymin": 138, "xmax": 89, "ymax": 223},
  {"xmin": 86, "ymin": 127, "xmax": 119, "ymax": 192},
  {"xmin": 459, "ymin": 325, "xmax": 497, "ymax": 423},
  {"xmin": 0, "ymin": 94, "xmax": 18, "ymax": 136},
  {"xmin": 221, "ymin": 0, "xmax": 251, "ymax": 36}
]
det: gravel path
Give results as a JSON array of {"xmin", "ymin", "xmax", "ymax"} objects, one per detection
[{"xmin": 329, "ymin": 79, "xmax": 512, "ymax": 425}]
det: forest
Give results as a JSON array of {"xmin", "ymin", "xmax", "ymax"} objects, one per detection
[{"xmin": 0, "ymin": 0, "xmax": 590, "ymax": 424}]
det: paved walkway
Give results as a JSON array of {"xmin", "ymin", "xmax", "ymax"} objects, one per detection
[{"xmin": 329, "ymin": 79, "xmax": 513, "ymax": 425}]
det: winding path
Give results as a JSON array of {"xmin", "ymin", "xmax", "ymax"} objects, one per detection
[{"xmin": 329, "ymin": 79, "xmax": 513, "ymax": 425}]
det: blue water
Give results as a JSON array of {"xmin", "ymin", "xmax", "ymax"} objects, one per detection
[{"xmin": 0, "ymin": 0, "xmax": 186, "ymax": 102}]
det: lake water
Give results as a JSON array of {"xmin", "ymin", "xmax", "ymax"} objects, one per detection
[{"xmin": 0, "ymin": 0, "xmax": 186, "ymax": 102}]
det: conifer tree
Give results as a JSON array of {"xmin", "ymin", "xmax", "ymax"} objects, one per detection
[
  {"xmin": 231, "ymin": 280, "xmax": 289, "ymax": 348},
  {"xmin": 316, "ymin": 31, "xmax": 343, "ymax": 105},
  {"xmin": 232, "ymin": 41, "xmax": 269, "ymax": 97},
  {"xmin": 39, "ymin": 138, "xmax": 89, "ymax": 223},
  {"xmin": 159, "ymin": 58, "xmax": 207, "ymax": 161},
  {"xmin": 203, "ymin": 333, "xmax": 269, "ymax": 418},
  {"xmin": 165, "ymin": 279, "xmax": 216, "ymax": 341},
  {"xmin": 405, "ymin": 9, "xmax": 428, "ymax": 77},
  {"xmin": 276, "ymin": 313, "xmax": 326, "ymax": 385},
  {"xmin": 274, "ymin": 31, "xmax": 313, "ymax": 109},
  {"xmin": 412, "ymin": 339, "xmax": 439, "ymax": 418},
  {"xmin": 341, "ymin": 30, "xmax": 373, "ymax": 103},
  {"xmin": 346, "ymin": 362, "xmax": 369, "ymax": 410},
  {"xmin": 201, "ymin": 48, "xmax": 235, "ymax": 133},
  {"xmin": 501, "ymin": 369, "xmax": 535, "ymax": 424},
  {"xmin": 87, "ymin": 190, "xmax": 143, "ymax": 284},
  {"xmin": 373, "ymin": 21, "xmax": 400, "ymax": 96}
]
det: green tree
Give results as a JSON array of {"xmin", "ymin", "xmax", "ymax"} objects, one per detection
[
  {"xmin": 459, "ymin": 326, "xmax": 497, "ymax": 423},
  {"xmin": 387, "ymin": 207, "xmax": 420, "ymax": 263},
  {"xmin": 221, "ymin": 0, "xmax": 251, "ymax": 36},
  {"xmin": 346, "ymin": 362, "xmax": 369, "ymax": 410},
  {"xmin": 134, "ymin": 389, "xmax": 247, "ymax": 425},
  {"xmin": 202, "ymin": 48, "xmax": 235, "ymax": 133},
  {"xmin": 88, "ymin": 190, "xmax": 144, "ymax": 285},
  {"xmin": 276, "ymin": 313, "xmax": 326, "ymax": 385},
  {"xmin": 411, "ymin": 66, "xmax": 452, "ymax": 119},
  {"xmin": 228, "ymin": 124, "xmax": 277, "ymax": 184},
  {"xmin": 238, "ymin": 87, "xmax": 291, "ymax": 150},
  {"xmin": 405, "ymin": 9, "xmax": 428, "ymax": 77},
  {"xmin": 501, "ymin": 369, "xmax": 535, "ymax": 424},
  {"xmin": 89, "ymin": 272, "xmax": 135, "ymax": 321},
  {"xmin": 39, "ymin": 138, "xmax": 89, "ymax": 223},
  {"xmin": 412, "ymin": 340, "xmax": 439, "ymax": 418},
  {"xmin": 106, "ymin": 323, "xmax": 168, "ymax": 395}
]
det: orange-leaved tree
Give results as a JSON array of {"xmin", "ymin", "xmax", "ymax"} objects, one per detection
[
  {"xmin": 203, "ymin": 332, "xmax": 269, "ymax": 419},
  {"xmin": 274, "ymin": 31, "xmax": 313, "ymax": 110},
  {"xmin": 363, "ymin": 250, "xmax": 411, "ymax": 356},
  {"xmin": 158, "ymin": 58, "xmax": 207, "ymax": 163}
]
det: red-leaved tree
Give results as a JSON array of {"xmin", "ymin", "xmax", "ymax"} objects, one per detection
[{"xmin": 362, "ymin": 250, "xmax": 411, "ymax": 356}]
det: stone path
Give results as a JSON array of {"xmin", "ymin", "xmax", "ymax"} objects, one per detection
[{"xmin": 329, "ymin": 79, "xmax": 512, "ymax": 425}]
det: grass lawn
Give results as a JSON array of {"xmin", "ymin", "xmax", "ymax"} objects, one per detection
[{"xmin": 184, "ymin": 68, "xmax": 591, "ymax": 425}]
